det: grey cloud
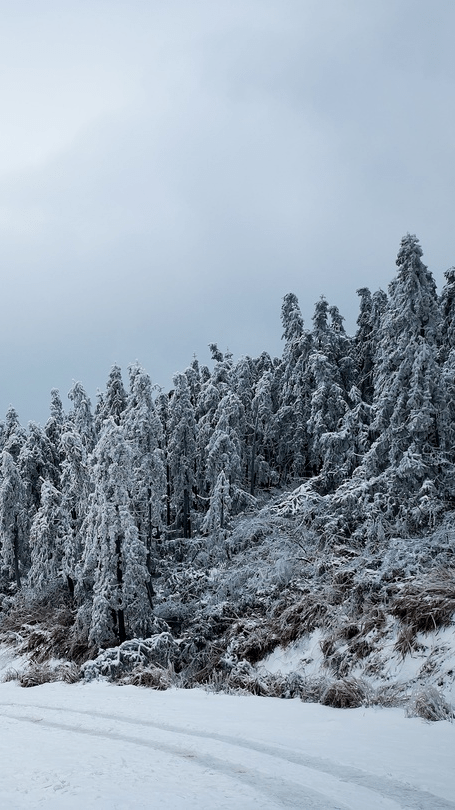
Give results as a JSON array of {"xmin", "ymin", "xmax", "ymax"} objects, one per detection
[{"xmin": 0, "ymin": 0, "xmax": 454, "ymax": 422}]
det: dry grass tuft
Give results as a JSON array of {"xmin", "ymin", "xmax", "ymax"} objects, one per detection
[
  {"xmin": 273, "ymin": 597, "xmax": 327, "ymax": 646},
  {"xmin": 391, "ymin": 569, "xmax": 455, "ymax": 634},
  {"xmin": 55, "ymin": 662, "xmax": 81, "ymax": 684},
  {"xmin": 19, "ymin": 664, "xmax": 57, "ymax": 688},
  {"xmin": 407, "ymin": 686, "xmax": 454, "ymax": 722},
  {"xmin": 1, "ymin": 668, "xmax": 20, "ymax": 683},
  {"xmin": 320, "ymin": 678, "xmax": 369, "ymax": 709},
  {"xmin": 126, "ymin": 665, "xmax": 172, "ymax": 689},
  {"xmin": 299, "ymin": 677, "xmax": 328, "ymax": 704},
  {"xmin": 371, "ymin": 682, "xmax": 409, "ymax": 708},
  {"xmin": 0, "ymin": 587, "xmax": 94, "ymax": 665},
  {"xmin": 394, "ymin": 626, "xmax": 421, "ymax": 659}
]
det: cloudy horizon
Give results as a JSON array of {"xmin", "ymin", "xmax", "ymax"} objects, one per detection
[{"xmin": 1, "ymin": 0, "xmax": 454, "ymax": 424}]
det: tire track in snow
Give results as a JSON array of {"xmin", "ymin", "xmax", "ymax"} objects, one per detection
[
  {"xmin": 0, "ymin": 709, "xmax": 349, "ymax": 810},
  {"xmin": 0, "ymin": 701, "xmax": 453, "ymax": 810}
]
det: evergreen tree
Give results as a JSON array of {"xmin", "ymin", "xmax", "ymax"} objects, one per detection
[
  {"xmin": 68, "ymin": 382, "xmax": 96, "ymax": 451},
  {"xmin": 81, "ymin": 420, "xmax": 152, "ymax": 647},
  {"xmin": 59, "ymin": 429, "xmax": 92, "ymax": 597},
  {"xmin": 29, "ymin": 480, "xmax": 66, "ymax": 591},
  {"xmin": 205, "ymin": 392, "xmax": 244, "ymax": 495},
  {"xmin": 275, "ymin": 293, "xmax": 312, "ymax": 480},
  {"xmin": 94, "ymin": 364, "xmax": 127, "ymax": 432},
  {"xmin": 195, "ymin": 376, "xmax": 222, "ymax": 498},
  {"xmin": 439, "ymin": 267, "xmax": 455, "ymax": 361},
  {"xmin": 250, "ymin": 371, "xmax": 275, "ymax": 494},
  {"xmin": 3, "ymin": 407, "xmax": 26, "ymax": 462},
  {"xmin": 355, "ymin": 288, "xmax": 387, "ymax": 404},
  {"xmin": 0, "ymin": 451, "xmax": 28, "ymax": 588},
  {"xmin": 281, "ymin": 292, "xmax": 304, "ymax": 344},
  {"xmin": 360, "ymin": 235, "xmax": 449, "ymax": 513},
  {"xmin": 306, "ymin": 351, "xmax": 348, "ymax": 480},
  {"xmin": 18, "ymin": 422, "xmax": 60, "ymax": 515},
  {"xmin": 202, "ymin": 470, "xmax": 231, "ymax": 538},
  {"xmin": 44, "ymin": 389, "xmax": 66, "ymax": 457},
  {"xmin": 168, "ymin": 373, "xmax": 197, "ymax": 537},
  {"xmin": 184, "ymin": 357, "xmax": 202, "ymax": 407},
  {"xmin": 123, "ymin": 364, "xmax": 166, "ymax": 580}
]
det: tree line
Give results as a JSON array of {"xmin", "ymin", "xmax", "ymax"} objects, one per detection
[{"xmin": 0, "ymin": 233, "xmax": 454, "ymax": 647}]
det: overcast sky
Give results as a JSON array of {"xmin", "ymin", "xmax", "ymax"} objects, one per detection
[{"xmin": 1, "ymin": 0, "xmax": 454, "ymax": 424}]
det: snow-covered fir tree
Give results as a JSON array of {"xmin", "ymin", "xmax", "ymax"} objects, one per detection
[
  {"xmin": 94, "ymin": 364, "xmax": 127, "ymax": 433},
  {"xmin": 80, "ymin": 419, "xmax": 153, "ymax": 647},
  {"xmin": 0, "ymin": 451, "xmax": 28, "ymax": 588},
  {"xmin": 28, "ymin": 480, "xmax": 67, "ymax": 591},
  {"xmin": 123, "ymin": 363, "xmax": 166, "ymax": 575},
  {"xmin": 167, "ymin": 373, "xmax": 197, "ymax": 537}
]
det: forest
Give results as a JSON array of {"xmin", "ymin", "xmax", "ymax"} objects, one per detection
[{"xmin": 0, "ymin": 232, "xmax": 454, "ymax": 717}]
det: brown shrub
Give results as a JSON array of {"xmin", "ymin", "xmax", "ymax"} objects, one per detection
[
  {"xmin": 55, "ymin": 662, "xmax": 81, "ymax": 684},
  {"xmin": 275, "ymin": 597, "xmax": 327, "ymax": 645},
  {"xmin": 394, "ymin": 626, "xmax": 421, "ymax": 659},
  {"xmin": 391, "ymin": 569, "xmax": 455, "ymax": 634},
  {"xmin": 371, "ymin": 682, "xmax": 408, "ymax": 708},
  {"xmin": 407, "ymin": 686, "xmax": 454, "ymax": 722},
  {"xmin": 320, "ymin": 678, "xmax": 368, "ymax": 709},
  {"xmin": 299, "ymin": 677, "xmax": 328, "ymax": 704},
  {"xmin": 231, "ymin": 623, "xmax": 278, "ymax": 664},
  {"xmin": 127, "ymin": 665, "xmax": 172, "ymax": 690},
  {"xmin": 19, "ymin": 664, "xmax": 56, "ymax": 688}
]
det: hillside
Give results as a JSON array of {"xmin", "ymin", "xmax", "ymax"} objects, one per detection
[{"xmin": 0, "ymin": 233, "xmax": 454, "ymax": 719}]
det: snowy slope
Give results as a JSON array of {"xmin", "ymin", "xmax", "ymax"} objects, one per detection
[{"xmin": 0, "ymin": 679, "xmax": 454, "ymax": 810}]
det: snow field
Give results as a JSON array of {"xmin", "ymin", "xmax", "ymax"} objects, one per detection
[{"xmin": 0, "ymin": 680, "xmax": 454, "ymax": 809}]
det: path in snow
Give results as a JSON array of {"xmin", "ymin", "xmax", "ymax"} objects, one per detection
[{"xmin": 0, "ymin": 683, "xmax": 453, "ymax": 809}]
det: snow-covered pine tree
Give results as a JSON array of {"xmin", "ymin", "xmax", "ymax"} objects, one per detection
[
  {"xmin": 68, "ymin": 382, "xmax": 96, "ymax": 452},
  {"xmin": 167, "ymin": 373, "xmax": 197, "ymax": 537},
  {"xmin": 274, "ymin": 293, "xmax": 312, "ymax": 481},
  {"xmin": 80, "ymin": 419, "xmax": 153, "ymax": 647},
  {"xmin": 209, "ymin": 343, "xmax": 233, "ymax": 389},
  {"xmin": 281, "ymin": 292, "xmax": 304, "ymax": 344},
  {"xmin": 94, "ymin": 364, "xmax": 127, "ymax": 433},
  {"xmin": 305, "ymin": 298, "xmax": 355, "ymax": 487},
  {"xmin": 44, "ymin": 389, "xmax": 66, "ymax": 459},
  {"xmin": 195, "ymin": 375, "xmax": 222, "ymax": 501},
  {"xmin": 59, "ymin": 428, "xmax": 92, "ymax": 597},
  {"xmin": 205, "ymin": 392, "xmax": 244, "ymax": 496},
  {"xmin": 28, "ymin": 480, "xmax": 67, "ymax": 592},
  {"xmin": 0, "ymin": 451, "xmax": 28, "ymax": 588},
  {"xmin": 123, "ymin": 364, "xmax": 166, "ymax": 581},
  {"xmin": 202, "ymin": 470, "xmax": 232, "ymax": 539},
  {"xmin": 232, "ymin": 356, "xmax": 255, "ymax": 484},
  {"xmin": 184, "ymin": 356, "xmax": 202, "ymax": 407},
  {"xmin": 250, "ymin": 370, "xmax": 275, "ymax": 494},
  {"xmin": 355, "ymin": 288, "xmax": 387, "ymax": 403},
  {"xmin": 359, "ymin": 234, "xmax": 450, "ymax": 521},
  {"xmin": 439, "ymin": 267, "xmax": 455, "ymax": 362},
  {"xmin": 18, "ymin": 421, "xmax": 60, "ymax": 515},
  {"xmin": 306, "ymin": 351, "xmax": 349, "ymax": 483},
  {"xmin": 2, "ymin": 407, "xmax": 27, "ymax": 462}
]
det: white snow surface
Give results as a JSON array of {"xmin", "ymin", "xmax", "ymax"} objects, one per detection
[{"xmin": 0, "ymin": 674, "xmax": 454, "ymax": 809}]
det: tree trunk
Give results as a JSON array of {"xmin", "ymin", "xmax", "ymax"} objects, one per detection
[
  {"xmin": 183, "ymin": 488, "xmax": 191, "ymax": 538},
  {"xmin": 250, "ymin": 413, "xmax": 259, "ymax": 496},
  {"xmin": 13, "ymin": 518, "xmax": 21, "ymax": 589},
  {"xmin": 166, "ymin": 463, "xmax": 171, "ymax": 526},
  {"xmin": 115, "ymin": 528, "xmax": 126, "ymax": 643},
  {"xmin": 117, "ymin": 608, "xmax": 126, "ymax": 643}
]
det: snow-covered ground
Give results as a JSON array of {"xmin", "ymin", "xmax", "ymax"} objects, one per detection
[{"xmin": 0, "ymin": 673, "xmax": 454, "ymax": 809}]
